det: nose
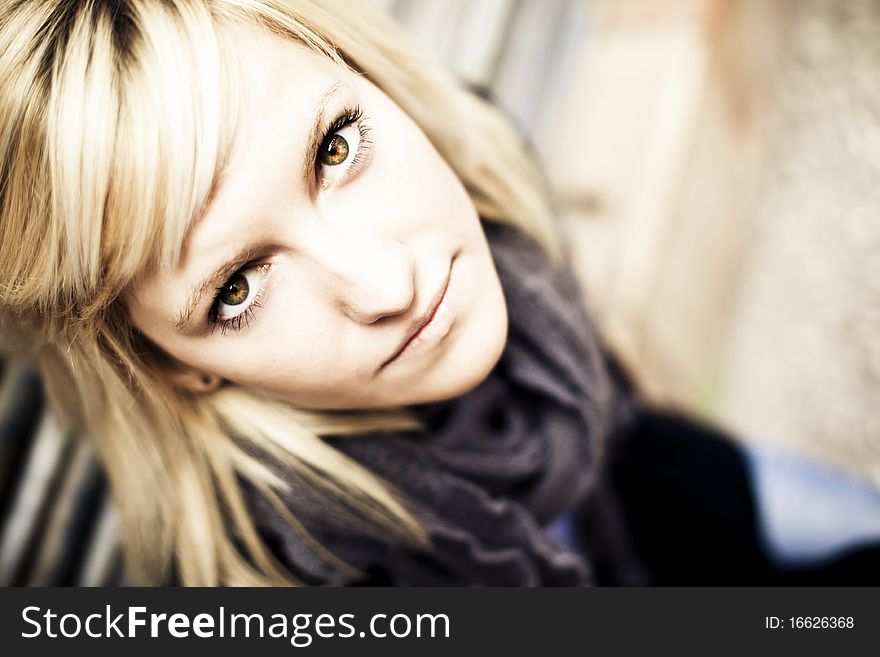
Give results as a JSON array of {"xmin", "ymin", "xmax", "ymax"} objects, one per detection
[{"xmin": 300, "ymin": 224, "xmax": 415, "ymax": 325}]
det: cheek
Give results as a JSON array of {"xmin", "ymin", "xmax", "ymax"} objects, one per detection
[
  {"xmin": 363, "ymin": 93, "xmax": 476, "ymax": 231},
  {"xmin": 221, "ymin": 298, "xmax": 336, "ymax": 379},
  {"xmin": 210, "ymin": 279, "xmax": 377, "ymax": 397},
  {"xmin": 396, "ymin": 145, "xmax": 467, "ymax": 214}
]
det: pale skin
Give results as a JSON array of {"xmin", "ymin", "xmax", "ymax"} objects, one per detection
[{"xmin": 125, "ymin": 27, "xmax": 509, "ymax": 410}]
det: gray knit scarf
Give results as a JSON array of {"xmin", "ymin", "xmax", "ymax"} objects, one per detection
[{"xmin": 245, "ymin": 219, "xmax": 638, "ymax": 585}]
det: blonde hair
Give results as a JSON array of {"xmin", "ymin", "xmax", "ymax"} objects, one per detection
[{"xmin": 0, "ymin": 0, "xmax": 563, "ymax": 585}]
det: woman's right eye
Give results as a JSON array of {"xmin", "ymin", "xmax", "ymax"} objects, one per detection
[{"xmin": 218, "ymin": 270, "xmax": 252, "ymax": 308}]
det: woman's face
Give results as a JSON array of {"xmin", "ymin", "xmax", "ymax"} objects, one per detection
[{"xmin": 126, "ymin": 26, "xmax": 508, "ymax": 410}]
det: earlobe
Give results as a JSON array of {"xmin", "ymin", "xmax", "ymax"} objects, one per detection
[{"xmin": 167, "ymin": 368, "xmax": 223, "ymax": 394}]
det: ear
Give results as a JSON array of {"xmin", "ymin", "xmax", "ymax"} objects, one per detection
[{"xmin": 166, "ymin": 367, "xmax": 224, "ymax": 394}]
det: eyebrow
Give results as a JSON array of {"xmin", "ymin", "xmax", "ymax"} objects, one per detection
[
  {"xmin": 173, "ymin": 81, "xmax": 346, "ymax": 333},
  {"xmin": 301, "ymin": 81, "xmax": 342, "ymax": 185}
]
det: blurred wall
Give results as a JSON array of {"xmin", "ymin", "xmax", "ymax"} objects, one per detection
[
  {"xmin": 543, "ymin": 0, "xmax": 879, "ymax": 482},
  {"xmin": 715, "ymin": 0, "xmax": 880, "ymax": 481}
]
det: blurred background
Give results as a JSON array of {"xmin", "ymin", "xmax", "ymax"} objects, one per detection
[{"xmin": 1, "ymin": 0, "xmax": 878, "ymax": 585}]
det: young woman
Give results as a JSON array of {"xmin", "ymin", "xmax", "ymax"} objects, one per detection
[{"xmin": 1, "ymin": 0, "xmax": 877, "ymax": 586}]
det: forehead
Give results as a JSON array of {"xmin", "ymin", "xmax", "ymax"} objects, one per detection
[
  {"xmin": 207, "ymin": 23, "xmax": 347, "ymax": 182},
  {"xmin": 222, "ymin": 22, "xmax": 347, "ymax": 90},
  {"xmin": 178, "ymin": 26, "xmax": 355, "ymax": 250},
  {"xmin": 125, "ymin": 26, "xmax": 354, "ymax": 319}
]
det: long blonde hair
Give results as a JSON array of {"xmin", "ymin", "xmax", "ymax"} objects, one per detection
[{"xmin": 0, "ymin": 0, "xmax": 563, "ymax": 585}]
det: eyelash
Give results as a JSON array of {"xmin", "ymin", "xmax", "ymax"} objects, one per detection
[
  {"xmin": 213, "ymin": 295, "xmax": 261, "ymax": 336},
  {"xmin": 207, "ymin": 105, "xmax": 371, "ymax": 335}
]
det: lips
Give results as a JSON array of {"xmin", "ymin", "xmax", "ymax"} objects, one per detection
[{"xmin": 381, "ymin": 259, "xmax": 453, "ymax": 368}]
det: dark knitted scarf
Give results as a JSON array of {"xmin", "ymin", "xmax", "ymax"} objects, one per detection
[{"xmin": 246, "ymin": 219, "xmax": 638, "ymax": 585}]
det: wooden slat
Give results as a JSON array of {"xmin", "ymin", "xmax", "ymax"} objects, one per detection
[
  {"xmin": 0, "ymin": 361, "xmax": 44, "ymax": 521},
  {"xmin": 0, "ymin": 410, "xmax": 69, "ymax": 585},
  {"xmin": 393, "ymin": 0, "xmax": 469, "ymax": 62},
  {"xmin": 77, "ymin": 495, "xmax": 122, "ymax": 587},
  {"xmin": 444, "ymin": 0, "xmax": 518, "ymax": 89},
  {"xmin": 530, "ymin": 2, "xmax": 592, "ymax": 160},
  {"xmin": 490, "ymin": 0, "xmax": 582, "ymax": 138},
  {"xmin": 27, "ymin": 439, "xmax": 104, "ymax": 585}
]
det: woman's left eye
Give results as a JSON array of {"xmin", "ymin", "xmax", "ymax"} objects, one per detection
[
  {"xmin": 318, "ymin": 124, "xmax": 357, "ymax": 168},
  {"xmin": 315, "ymin": 109, "xmax": 372, "ymax": 188}
]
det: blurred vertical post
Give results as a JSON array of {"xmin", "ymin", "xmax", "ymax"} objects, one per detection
[{"xmin": 544, "ymin": 0, "xmax": 785, "ymax": 408}]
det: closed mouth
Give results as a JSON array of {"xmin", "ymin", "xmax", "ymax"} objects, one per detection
[{"xmin": 380, "ymin": 257, "xmax": 454, "ymax": 369}]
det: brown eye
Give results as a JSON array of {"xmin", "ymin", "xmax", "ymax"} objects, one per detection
[
  {"xmin": 319, "ymin": 133, "xmax": 349, "ymax": 167},
  {"xmin": 219, "ymin": 272, "xmax": 249, "ymax": 306}
]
